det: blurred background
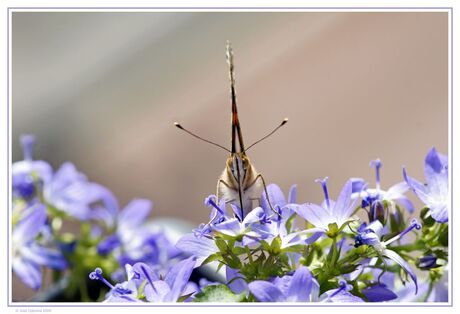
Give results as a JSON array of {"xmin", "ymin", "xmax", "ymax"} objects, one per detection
[
  {"xmin": 12, "ymin": 12, "xmax": 448, "ymax": 297},
  {"xmin": 13, "ymin": 11, "xmax": 448, "ymax": 222}
]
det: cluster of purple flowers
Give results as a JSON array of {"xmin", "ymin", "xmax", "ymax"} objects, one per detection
[
  {"xmin": 12, "ymin": 135, "xmax": 448, "ymax": 303},
  {"xmin": 172, "ymin": 147, "xmax": 448, "ymax": 303},
  {"xmin": 11, "ymin": 135, "xmax": 180, "ymax": 297}
]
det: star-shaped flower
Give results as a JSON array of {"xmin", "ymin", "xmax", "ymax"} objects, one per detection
[{"xmin": 403, "ymin": 147, "xmax": 448, "ymax": 223}]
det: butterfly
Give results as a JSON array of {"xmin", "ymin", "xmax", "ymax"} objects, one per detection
[{"xmin": 175, "ymin": 41, "xmax": 287, "ymax": 220}]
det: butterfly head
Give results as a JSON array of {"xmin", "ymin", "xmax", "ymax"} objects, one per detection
[{"xmin": 226, "ymin": 153, "xmax": 251, "ymax": 184}]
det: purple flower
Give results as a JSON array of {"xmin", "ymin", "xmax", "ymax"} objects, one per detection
[
  {"xmin": 403, "ymin": 147, "xmax": 448, "ymax": 223},
  {"xmin": 391, "ymin": 266, "xmax": 448, "ymax": 302},
  {"xmin": 354, "ymin": 220, "xmax": 421, "ymax": 294},
  {"xmin": 210, "ymin": 206, "xmax": 268, "ymax": 241},
  {"xmin": 12, "ymin": 135, "xmax": 52, "ymax": 201},
  {"xmin": 249, "ymin": 268, "xmax": 363, "ymax": 303},
  {"xmin": 257, "ymin": 184, "xmax": 322, "ymax": 246},
  {"xmin": 251, "ymin": 208, "xmax": 320, "ymax": 250},
  {"xmin": 43, "ymin": 162, "xmax": 118, "ymax": 222},
  {"xmin": 90, "ymin": 258, "xmax": 198, "ymax": 303},
  {"xmin": 191, "ymin": 195, "xmax": 234, "ymax": 238},
  {"xmin": 97, "ymin": 199, "xmax": 172, "ymax": 267},
  {"xmin": 293, "ymin": 178, "xmax": 360, "ymax": 234},
  {"xmin": 114, "ymin": 256, "xmax": 197, "ymax": 302},
  {"xmin": 354, "ymin": 220, "xmax": 386, "ymax": 248},
  {"xmin": 248, "ymin": 266, "xmax": 315, "ymax": 302},
  {"xmin": 356, "ymin": 159, "xmax": 415, "ymax": 217},
  {"xmin": 144, "ymin": 257, "xmax": 197, "ymax": 302},
  {"xmin": 12, "ymin": 203, "xmax": 67, "ymax": 290},
  {"xmin": 260, "ymin": 184, "xmax": 298, "ymax": 219}
]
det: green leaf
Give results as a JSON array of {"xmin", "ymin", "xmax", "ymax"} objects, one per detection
[
  {"xmin": 340, "ymin": 264, "xmax": 358, "ymax": 274},
  {"xmin": 201, "ymin": 253, "xmax": 222, "ymax": 265},
  {"xmin": 420, "ymin": 207, "xmax": 435, "ymax": 227},
  {"xmin": 438, "ymin": 224, "xmax": 448, "ymax": 247},
  {"xmin": 222, "ymin": 250, "xmax": 242, "ymax": 269},
  {"xmin": 281, "ymin": 244, "xmax": 305, "ymax": 253},
  {"xmin": 215, "ymin": 239, "xmax": 228, "ymax": 252},
  {"xmin": 216, "ymin": 262, "xmax": 226, "ymax": 273},
  {"xmin": 193, "ymin": 284, "xmax": 245, "ymax": 302},
  {"xmin": 260, "ymin": 240, "xmax": 271, "ymax": 251},
  {"xmin": 326, "ymin": 237, "xmax": 339, "ymax": 267},
  {"xmin": 178, "ymin": 292, "xmax": 195, "ymax": 302},
  {"xmin": 232, "ymin": 246, "xmax": 246, "ymax": 255},
  {"xmin": 285, "ymin": 213, "xmax": 297, "ymax": 233}
]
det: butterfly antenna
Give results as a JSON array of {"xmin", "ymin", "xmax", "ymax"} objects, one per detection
[
  {"xmin": 245, "ymin": 118, "xmax": 289, "ymax": 151},
  {"xmin": 174, "ymin": 122, "xmax": 231, "ymax": 153}
]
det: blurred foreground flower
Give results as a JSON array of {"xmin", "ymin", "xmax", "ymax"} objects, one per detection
[
  {"xmin": 12, "ymin": 203, "xmax": 67, "ymax": 290},
  {"xmin": 11, "ymin": 135, "xmax": 186, "ymax": 301}
]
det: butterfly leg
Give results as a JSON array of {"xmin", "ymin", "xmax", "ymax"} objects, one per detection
[{"xmin": 253, "ymin": 174, "xmax": 282, "ymax": 218}]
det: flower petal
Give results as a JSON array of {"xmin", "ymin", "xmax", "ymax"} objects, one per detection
[
  {"xmin": 164, "ymin": 256, "xmax": 196, "ymax": 302},
  {"xmin": 92, "ymin": 184, "xmax": 119, "ymax": 217},
  {"xmin": 430, "ymin": 204, "xmax": 448, "ymax": 223},
  {"xmin": 350, "ymin": 178, "xmax": 366, "ymax": 193},
  {"xmin": 386, "ymin": 182, "xmax": 409, "ymax": 198},
  {"xmin": 22, "ymin": 244, "xmax": 68, "ymax": 269},
  {"xmin": 130, "ymin": 262, "xmax": 159, "ymax": 289},
  {"xmin": 334, "ymin": 179, "xmax": 356, "ymax": 222},
  {"xmin": 144, "ymin": 280, "xmax": 171, "ymax": 302},
  {"xmin": 260, "ymin": 184, "xmax": 286, "ymax": 212},
  {"xmin": 393, "ymin": 196, "xmax": 415, "ymax": 214},
  {"xmin": 213, "ymin": 218, "xmax": 241, "ymax": 236},
  {"xmin": 288, "ymin": 184, "xmax": 297, "ymax": 203},
  {"xmin": 12, "ymin": 257, "xmax": 42, "ymax": 291},
  {"xmin": 97, "ymin": 234, "xmax": 121, "ymax": 255},
  {"xmin": 13, "ymin": 203, "xmax": 46, "ymax": 244},
  {"xmin": 287, "ymin": 266, "xmax": 313, "ymax": 302},
  {"xmin": 12, "ymin": 160, "xmax": 53, "ymax": 185},
  {"xmin": 248, "ymin": 281, "xmax": 286, "ymax": 302},
  {"xmin": 243, "ymin": 207, "xmax": 265, "ymax": 225},
  {"xmin": 424, "ymin": 147, "xmax": 448, "ymax": 197},
  {"xmin": 176, "ymin": 233, "xmax": 218, "ymax": 257},
  {"xmin": 226, "ymin": 266, "xmax": 247, "ymax": 294},
  {"xmin": 305, "ymin": 231, "xmax": 324, "ymax": 244},
  {"xmin": 118, "ymin": 199, "xmax": 152, "ymax": 230},
  {"xmin": 362, "ymin": 284, "xmax": 397, "ymax": 302},
  {"xmin": 292, "ymin": 203, "xmax": 331, "ymax": 230},
  {"xmin": 403, "ymin": 168, "xmax": 433, "ymax": 205},
  {"xmin": 383, "ymin": 249, "xmax": 418, "ymax": 294},
  {"xmin": 323, "ymin": 289, "xmax": 364, "ymax": 302}
]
